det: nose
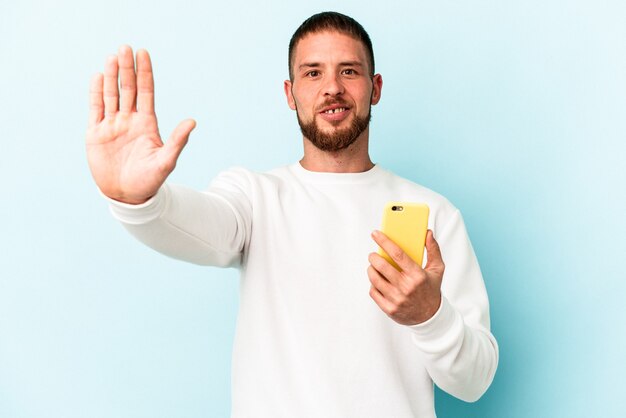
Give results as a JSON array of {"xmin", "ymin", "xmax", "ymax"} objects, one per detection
[{"xmin": 323, "ymin": 74, "xmax": 344, "ymax": 96}]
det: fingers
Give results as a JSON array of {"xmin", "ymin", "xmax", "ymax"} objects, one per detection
[
  {"xmin": 103, "ymin": 55, "xmax": 119, "ymax": 116},
  {"xmin": 160, "ymin": 119, "xmax": 196, "ymax": 172},
  {"xmin": 118, "ymin": 45, "xmax": 137, "ymax": 113},
  {"xmin": 367, "ymin": 265, "xmax": 400, "ymax": 303},
  {"xmin": 100, "ymin": 46, "xmax": 153, "ymax": 116},
  {"xmin": 136, "ymin": 49, "xmax": 155, "ymax": 114},
  {"xmin": 369, "ymin": 285, "xmax": 396, "ymax": 316},
  {"xmin": 424, "ymin": 230, "xmax": 445, "ymax": 274},
  {"xmin": 371, "ymin": 230, "xmax": 418, "ymax": 273},
  {"xmin": 88, "ymin": 73, "xmax": 104, "ymax": 128},
  {"xmin": 368, "ymin": 252, "xmax": 401, "ymax": 286}
]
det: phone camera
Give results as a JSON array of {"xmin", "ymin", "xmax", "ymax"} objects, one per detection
[{"xmin": 391, "ymin": 206, "xmax": 403, "ymax": 211}]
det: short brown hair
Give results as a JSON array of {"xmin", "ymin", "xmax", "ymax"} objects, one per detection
[{"xmin": 288, "ymin": 11, "xmax": 375, "ymax": 80}]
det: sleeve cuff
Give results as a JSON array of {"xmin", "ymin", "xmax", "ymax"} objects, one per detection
[
  {"xmin": 406, "ymin": 296, "xmax": 464, "ymax": 353},
  {"xmin": 103, "ymin": 185, "xmax": 169, "ymax": 225}
]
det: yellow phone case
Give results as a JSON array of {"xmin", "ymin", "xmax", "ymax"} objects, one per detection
[{"xmin": 378, "ymin": 202, "xmax": 430, "ymax": 270}]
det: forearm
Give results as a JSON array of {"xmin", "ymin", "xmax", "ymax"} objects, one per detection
[
  {"xmin": 407, "ymin": 209, "xmax": 498, "ymax": 401},
  {"xmin": 107, "ymin": 183, "xmax": 246, "ymax": 267},
  {"xmin": 409, "ymin": 297, "xmax": 498, "ymax": 402}
]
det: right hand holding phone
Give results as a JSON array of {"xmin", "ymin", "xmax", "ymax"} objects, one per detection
[
  {"xmin": 85, "ymin": 45, "xmax": 196, "ymax": 204},
  {"xmin": 368, "ymin": 229, "xmax": 445, "ymax": 326}
]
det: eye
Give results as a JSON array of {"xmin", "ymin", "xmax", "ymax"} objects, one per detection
[
  {"xmin": 342, "ymin": 68, "xmax": 358, "ymax": 77},
  {"xmin": 305, "ymin": 70, "xmax": 320, "ymax": 78}
]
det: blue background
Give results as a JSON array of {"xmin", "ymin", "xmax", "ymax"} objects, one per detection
[{"xmin": 1, "ymin": 0, "xmax": 624, "ymax": 417}]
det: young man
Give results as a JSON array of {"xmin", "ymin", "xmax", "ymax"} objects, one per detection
[{"xmin": 87, "ymin": 12, "xmax": 498, "ymax": 418}]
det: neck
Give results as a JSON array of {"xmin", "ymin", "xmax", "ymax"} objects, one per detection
[{"xmin": 300, "ymin": 131, "xmax": 374, "ymax": 173}]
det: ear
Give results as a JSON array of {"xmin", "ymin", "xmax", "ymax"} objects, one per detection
[
  {"xmin": 284, "ymin": 80, "xmax": 297, "ymax": 110},
  {"xmin": 370, "ymin": 74, "xmax": 383, "ymax": 105}
]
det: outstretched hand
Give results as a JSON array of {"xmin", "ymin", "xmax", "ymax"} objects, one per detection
[
  {"xmin": 86, "ymin": 45, "xmax": 196, "ymax": 204},
  {"xmin": 368, "ymin": 229, "xmax": 445, "ymax": 326}
]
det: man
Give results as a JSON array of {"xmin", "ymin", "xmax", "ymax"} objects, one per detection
[{"xmin": 86, "ymin": 11, "xmax": 498, "ymax": 418}]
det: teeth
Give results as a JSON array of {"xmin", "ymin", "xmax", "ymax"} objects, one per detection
[{"xmin": 324, "ymin": 107, "xmax": 346, "ymax": 114}]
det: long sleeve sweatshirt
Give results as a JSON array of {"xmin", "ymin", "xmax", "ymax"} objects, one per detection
[{"xmin": 108, "ymin": 163, "xmax": 498, "ymax": 418}]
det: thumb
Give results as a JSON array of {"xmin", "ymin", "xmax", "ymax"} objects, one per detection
[
  {"xmin": 161, "ymin": 118, "xmax": 196, "ymax": 170},
  {"xmin": 424, "ymin": 230, "xmax": 444, "ymax": 273}
]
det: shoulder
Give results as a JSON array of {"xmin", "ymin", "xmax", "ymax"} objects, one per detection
[
  {"xmin": 375, "ymin": 166, "xmax": 461, "ymax": 233},
  {"xmin": 376, "ymin": 166, "xmax": 457, "ymax": 210},
  {"xmin": 207, "ymin": 164, "xmax": 297, "ymax": 195}
]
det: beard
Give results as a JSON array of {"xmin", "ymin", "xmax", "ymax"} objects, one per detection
[{"xmin": 296, "ymin": 104, "xmax": 371, "ymax": 152}]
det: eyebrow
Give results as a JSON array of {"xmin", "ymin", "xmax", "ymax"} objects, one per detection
[
  {"xmin": 299, "ymin": 62, "xmax": 321, "ymax": 70},
  {"xmin": 339, "ymin": 61, "xmax": 364, "ymax": 68},
  {"xmin": 298, "ymin": 61, "xmax": 365, "ymax": 70}
]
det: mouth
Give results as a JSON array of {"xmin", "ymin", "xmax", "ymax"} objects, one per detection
[
  {"xmin": 318, "ymin": 103, "xmax": 351, "ymax": 122},
  {"xmin": 321, "ymin": 106, "xmax": 348, "ymax": 114}
]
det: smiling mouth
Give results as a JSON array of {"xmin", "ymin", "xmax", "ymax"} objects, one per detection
[{"xmin": 323, "ymin": 107, "xmax": 347, "ymax": 114}]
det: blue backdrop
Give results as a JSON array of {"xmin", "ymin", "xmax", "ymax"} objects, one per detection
[{"xmin": 1, "ymin": 1, "xmax": 624, "ymax": 417}]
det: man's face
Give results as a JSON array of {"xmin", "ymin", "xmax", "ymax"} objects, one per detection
[{"xmin": 284, "ymin": 31, "xmax": 382, "ymax": 152}]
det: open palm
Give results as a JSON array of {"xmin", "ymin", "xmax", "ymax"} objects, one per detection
[{"xmin": 86, "ymin": 46, "xmax": 195, "ymax": 204}]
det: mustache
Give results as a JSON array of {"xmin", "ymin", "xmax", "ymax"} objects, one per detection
[{"xmin": 315, "ymin": 99, "xmax": 350, "ymax": 112}]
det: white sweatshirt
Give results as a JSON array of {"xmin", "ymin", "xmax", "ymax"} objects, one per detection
[{"xmin": 108, "ymin": 163, "xmax": 498, "ymax": 418}]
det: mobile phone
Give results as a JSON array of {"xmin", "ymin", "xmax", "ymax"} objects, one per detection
[{"xmin": 377, "ymin": 202, "xmax": 430, "ymax": 269}]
